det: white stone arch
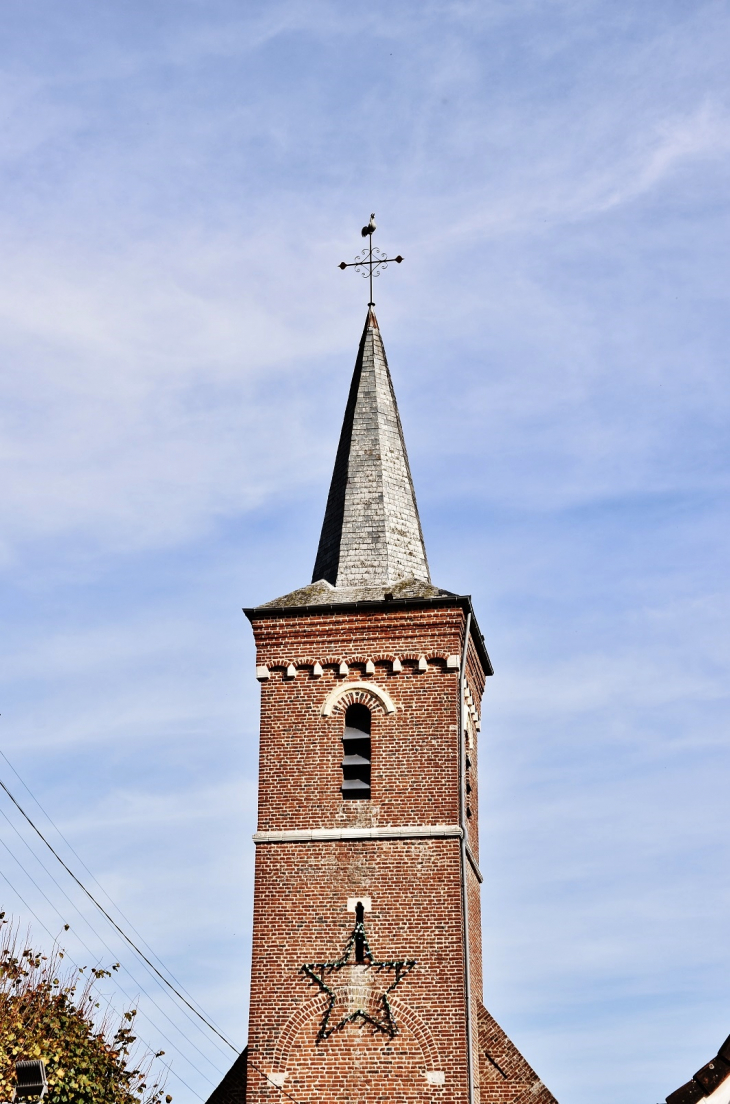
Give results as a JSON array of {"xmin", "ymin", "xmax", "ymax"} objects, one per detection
[{"xmin": 320, "ymin": 681, "xmax": 396, "ymax": 717}]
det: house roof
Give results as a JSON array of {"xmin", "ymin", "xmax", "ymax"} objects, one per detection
[{"xmin": 666, "ymin": 1034, "xmax": 730, "ymax": 1104}]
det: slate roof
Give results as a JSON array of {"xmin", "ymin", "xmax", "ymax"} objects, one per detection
[
  {"xmin": 311, "ymin": 308, "xmax": 430, "ymax": 589},
  {"xmin": 258, "ymin": 576, "xmax": 455, "ymax": 609}
]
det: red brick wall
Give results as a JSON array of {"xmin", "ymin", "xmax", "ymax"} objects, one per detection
[
  {"xmin": 477, "ymin": 1006, "xmax": 558, "ymax": 1104},
  {"xmin": 246, "ymin": 603, "xmax": 488, "ymax": 1104}
]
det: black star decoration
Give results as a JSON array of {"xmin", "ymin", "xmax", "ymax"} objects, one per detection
[{"xmin": 300, "ymin": 916, "xmax": 416, "ymax": 1043}]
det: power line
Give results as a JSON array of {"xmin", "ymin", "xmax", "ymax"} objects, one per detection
[
  {"xmin": 0, "ymin": 799, "xmax": 231, "ymax": 1064},
  {"xmin": 0, "ymin": 829, "xmax": 219, "ymax": 1087},
  {"xmin": 0, "ymin": 747, "xmax": 230, "ymax": 1041},
  {"xmin": 248, "ymin": 1056, "xmax": 311, "ymax": 1104},
  {"xmin": 153, "ymin": 1057, "xmax": 205, "ymax": 1103},
  {"xmin": 0, "ymin": 868, "xmax": 65, "ymax": 947},
  {"xmin": 0, "ymin": 868, "xmax": 203, "ymax": 1101},
  {"xmin": 0, "ymin": 780, "xmax": 317, "ymax": 1104},
  {"xmin": 0, "ymin": 773, "xmax": 239, "ymax": 1055},
  {"xmin": 0, "ymin": 801, "xmax": 226, "ymax": 1076}
]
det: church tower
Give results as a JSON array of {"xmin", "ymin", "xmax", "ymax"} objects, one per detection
[{"xmin": 209, "ymin": 230, "xmax": 559, "ymax": 1104}]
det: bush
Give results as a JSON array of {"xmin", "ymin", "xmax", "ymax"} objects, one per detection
[{"xmin": 0, "ymin": 914, "xmax": 170, "ymax": 1104}]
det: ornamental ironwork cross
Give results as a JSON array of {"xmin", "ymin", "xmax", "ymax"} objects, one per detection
[{"xmin": 338, "ymin": 213, "xmax": 403, "ymax": 306}]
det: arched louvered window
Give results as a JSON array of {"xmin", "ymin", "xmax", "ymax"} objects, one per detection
[{"xmin": 341, "ymin": 703, "xmax": 371, "ymax": 799}]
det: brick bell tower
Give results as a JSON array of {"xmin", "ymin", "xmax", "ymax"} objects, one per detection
[{"xmin": 207, "ymin": 297, "xmax": 558, "ymax": 1104}]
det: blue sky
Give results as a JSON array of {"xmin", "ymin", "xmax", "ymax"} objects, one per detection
[{"xmin": 1, "ymin": 2, "xmax": 729, "ymax": 1101}]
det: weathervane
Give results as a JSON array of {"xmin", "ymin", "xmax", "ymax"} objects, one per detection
[{"xmin": 338, "ymin": 214, "xmax": 403, "ymax": 307}]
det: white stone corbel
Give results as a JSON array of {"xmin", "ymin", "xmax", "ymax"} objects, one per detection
[
  {"xmin": 417, "ymin": 655, "xmax": 428, "ymax": 671},
  {"xmin": 446, "ymin": 655, "xmax": 460, "ymax": 669},
  {"xmin": 285, "ymin": 664, "xmax": 296, "ymax": 679},
  {"xmin": 338, "ymin": 661, "xmax": 349, "ymax": 677},
  {"xmin": 365, "ymin": 659, "xmax": 375, "ymax": 675},
  {"xmin": 312, "ymin": 662, "xmax": 323, "ymax": 678},
  {"xmin": 255, "ymin": 665, "xmax": 270, "ymax": 681},
  {"xmin": 392, "ymin": 657, "xmax": 402, "ymax": 673}
]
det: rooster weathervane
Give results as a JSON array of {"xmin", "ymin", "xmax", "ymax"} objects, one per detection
[{"xmin": 338, "ymin": 214, "xmax": 403, "ymax": 307}]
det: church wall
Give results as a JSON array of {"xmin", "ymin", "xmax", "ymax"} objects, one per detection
[
  {"xmin": 244, "ymin": 601, "xmax": 489, "ymax": 1104},
  {"xmin": 251, "ymin": 604, "xmax": 468, "ymax": 668},
  {"xmin": 247, "ymin": 837, "xmax": 471, "ymax": 1104},
  {"xmin": 250, "ymin": 605, "xmax": 482, "ymax": 832},
  {"xmin": 201, "ymin": 295, "xmax": 560, "ymax": 1104}
]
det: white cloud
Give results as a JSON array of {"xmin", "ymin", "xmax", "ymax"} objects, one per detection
[
  {"xmin": 0, "ymin": 4, "xmax": 729, "ymax": 1102},
  {"xmin": 597, "ymin": 101, "xmax": 730, "ymax": 213}
]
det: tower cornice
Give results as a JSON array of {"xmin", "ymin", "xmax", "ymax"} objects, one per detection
[{"xmin": 243, "ymin": 593, "xmax": 493, "ymax": 676}]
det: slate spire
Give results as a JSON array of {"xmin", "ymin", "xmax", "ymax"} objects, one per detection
[{"xmin": 312, "ymin": 309, "xmax": 430, "ymax": 589}]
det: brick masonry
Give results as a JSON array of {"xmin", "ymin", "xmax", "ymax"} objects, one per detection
[
  {"xmin": 244, "ymin": 601, "xmax": 480, "ymax": 1104},
  {"xmin": 207, "ymin": 598, "xmax": 559, "ymax": 1104},
  {"xmin": 205, "ymin": 306, "xmax": 557, "ymax": 1104}
]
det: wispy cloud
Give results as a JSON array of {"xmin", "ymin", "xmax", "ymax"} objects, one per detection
[{"xmin": 0, "ymin": 3, "xmax": 729, "ymax": 1102}]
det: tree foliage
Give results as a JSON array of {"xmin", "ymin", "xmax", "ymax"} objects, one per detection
[{"xmin": 0, "ymin": 915, "xmax": 170, "ymax": 1104}]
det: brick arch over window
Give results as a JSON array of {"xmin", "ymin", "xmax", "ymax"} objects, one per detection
[{"xmin": 320, "ymin": 681, "xmax": 396, "ymax": 717}]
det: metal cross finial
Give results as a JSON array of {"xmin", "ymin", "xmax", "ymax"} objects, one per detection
[{"xmin": 338, "ymin": 214, "xmax": 403, "ymax": 307}]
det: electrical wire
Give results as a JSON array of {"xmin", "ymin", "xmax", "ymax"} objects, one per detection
[
  {"xmin": 0, "ymin": 746, "xmax": 240, "ymax": 1099},
  {"xmin": 0, "ymin": 747, "xmax": 230, "ymax": 1040},
  {"xmin": 0, "ymin": 755, "xmax": 233, "ymax": 1056},
  {"xmin": 0, "ymin": 774, "xmax": 238, "ymax": 1054},
  {"xmin": 152, "ymin": 1058, "xmax": 205, "ymax": 1103},
  {"xmin": 0, "ymin": 868, "xmax": 65, "ymax": 947},
  {"xmin": 0, "ymin": 829, "xmax": 219, "ymax": 1087},
  {"xmin": 247, "ymin": 1056, "xmax": 312, "ymax": 1104},
  {"xmin": 0, "ymin": 802, "xmax": 226, "ymax": 1075},
  {"xmin": 0, "ymin": 868, "xmax": 203, "ymax": 1101},
  {"xmin": 0, "ymin": 795, "xmax": 309, "ymax": 1104}
]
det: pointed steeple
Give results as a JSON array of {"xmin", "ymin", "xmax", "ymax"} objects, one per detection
[{"xmin": 312, "ymin": 309, "xmax": 430, "ymax": 589}]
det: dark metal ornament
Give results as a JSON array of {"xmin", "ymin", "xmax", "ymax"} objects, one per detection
[
  {"xmin": 339, "ymin": 213, "xmax": 404, "ymax": 307},
  {"xmin": 300, "ymin": 916, "xmax": 415, "ymax": 1043}
]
